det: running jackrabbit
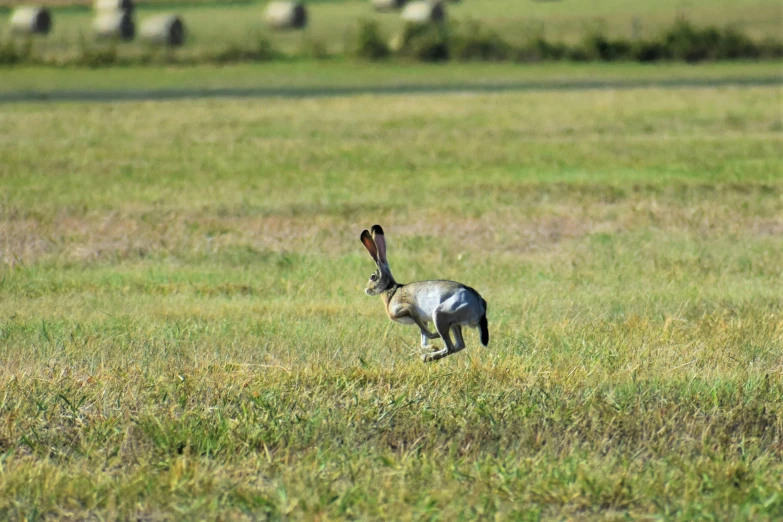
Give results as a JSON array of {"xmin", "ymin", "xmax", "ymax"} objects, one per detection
[{"xmin": 360, "ymin": 225, "xmax": 489, "ymax": 362}]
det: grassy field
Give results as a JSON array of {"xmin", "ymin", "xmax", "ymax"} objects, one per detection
[
  {"xmin": 1, "ymin": 0, "xmax": 781, "ymax": 59},
  {"xmin": 2, "ymin": 61, "xmax": 782, "ymax": 96},
  {"xmin": 1, "ymin": 61, "xmax": 783, "ymax": 519}
]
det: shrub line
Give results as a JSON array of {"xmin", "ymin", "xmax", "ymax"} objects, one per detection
[{"xmin": 1, "ymin": 19, "xmax": 781, "ymax": 67}]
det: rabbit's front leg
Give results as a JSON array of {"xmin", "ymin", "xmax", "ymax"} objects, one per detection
[
  {"xmin": 420, "ymin": 329, "xmax": 441, "ymax": 347},
  {"xmin": 409, "ymin": 315, "xmax": 440, "ymax": 347}
]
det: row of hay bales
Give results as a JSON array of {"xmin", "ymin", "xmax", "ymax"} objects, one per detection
[
  {"xmin": 7, "ymin": 2, "xmax": 185, "ymax": 46},
  {"xmin": 265, "ymin": 0, "xmax": 454, "ymax": 29},
  {"xmin": 373, "ymin": 0, "xmax": 455, "ymax": 24},
  {"xmin": 91, "ymin": 0, "xmax": 185, "ymax": 46},
  {"xmin": 7, "ymin": 0, "xmax": 453, "ymax": 44}
]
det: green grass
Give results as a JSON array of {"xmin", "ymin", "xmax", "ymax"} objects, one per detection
[
  {"xmin": 2, "ymin": 60, "xmax": 782, "ymax": 95},
  {"xmin": 1, "ymin": 64, "xmax": 782, "ymax": 519},
  {"xmin": 1, "ymin": 0, "xmax": 781, "ymax": 58}
]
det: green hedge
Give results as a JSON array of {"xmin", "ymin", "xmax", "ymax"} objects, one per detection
[
  {"xmin": 376, "ymin": 19, "xmax": 783, "ymax": 64},
  {"xmin": 1, "ymin": 19, "xmax": 781, "ymax": 67}
]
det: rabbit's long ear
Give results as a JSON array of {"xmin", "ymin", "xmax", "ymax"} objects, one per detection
[
  {"xmin": 360, "ymin": 230, "xmax": 378, "ymax": 263},
  {"xmin": 371, "ymin": 225, "xmax": 387, "ymax": 264}
]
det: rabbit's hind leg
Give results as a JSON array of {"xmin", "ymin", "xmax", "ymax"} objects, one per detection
[
  {"xmin": 432, "ymin": 307, "xmax": 456, "ymax": 353},
  {"xmin": 422, "ymin": 347, "xmax": 450, "ymax": 362},
  {"xmin": 421, "ymin": 307, "xmax": 457, "ymax": 362},
  {"xmin": 451, "ymin": 325, "xmax": 465, "ymax": 352}
]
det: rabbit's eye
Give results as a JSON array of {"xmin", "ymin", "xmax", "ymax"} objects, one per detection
[{"xmin": 370, "ymin": 274, "xmax": 377, "ymax": 281}]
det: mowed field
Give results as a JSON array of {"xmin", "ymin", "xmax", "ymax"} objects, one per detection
[
  {"xmin": 1, "ymin": 63, "xmax": 783, "ymax": 519},
  {"xmin": 0, "ymin": 0, "xmax": 781, "ymax": 58}
]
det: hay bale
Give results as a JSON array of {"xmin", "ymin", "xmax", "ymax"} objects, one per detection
[
  {"xmin": 264, "ymin": 1, "xmax": 307, "ymax": 30},
  {"xmin": 9, "ymin": 6, "xmax": 52, "ymax": 35},
  {"xmin": 401, "ymin": 1, "xmax": 445, "ymax": 24},
  {"xmin": 93, "ymin": 0, "xmax": 134, "ymax": 13},
  {"xmin": 371, "ymin": 0, "xmax": 407, "ymax": 11},
  {"xmin": 93, "ymin": 11, "xmax": 134, "ymax": 40},
  {"xmin": 140, "ymin": 14, "xmax": 185, "ymax": 47}
]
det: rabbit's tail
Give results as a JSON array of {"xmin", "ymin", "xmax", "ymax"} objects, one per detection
[{"xmin": 479, "ymin": 299, "xmax": 489, "ymax": 347}]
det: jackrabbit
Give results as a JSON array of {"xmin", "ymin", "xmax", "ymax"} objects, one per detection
[{"xmin": 360, "ymin": 224, "xmax": 489, "ymax": 362}]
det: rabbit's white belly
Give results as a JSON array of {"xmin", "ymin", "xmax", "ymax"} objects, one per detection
[{"xmin": 413, "ymin": 287, "xmax": 483, "ymax": 326}]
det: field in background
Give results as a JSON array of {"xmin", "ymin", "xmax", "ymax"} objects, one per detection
[
  {"xmin": 2, "ymin": 60, "xmax": 781, "ymax": 98},
  {"xmin": 1, "ymin": 61, "xmax": 782, "ymax": 518},
  {"xmin": 0, "ymin": 0, "xmax": 781, "ymax": 58}
]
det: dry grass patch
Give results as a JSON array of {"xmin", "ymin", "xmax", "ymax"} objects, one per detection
[{"xmin": 3, "ymin": 184, "xmax": 782, "ymax": 266}]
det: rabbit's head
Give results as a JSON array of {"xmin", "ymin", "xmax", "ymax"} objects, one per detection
[{"xmin": 360, "ymin": 225, "xmax": 395, "ymax": 296}]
